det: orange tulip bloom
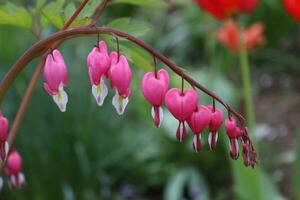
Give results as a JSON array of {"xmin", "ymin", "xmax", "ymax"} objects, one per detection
[{"xmin": 217, "ymin": 20, "xmax": 265, "ymax": 52}]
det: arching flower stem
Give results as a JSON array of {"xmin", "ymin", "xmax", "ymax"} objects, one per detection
[{"xmin": 0, "ymin": 26, "xmax": 247, "ymax": 128}]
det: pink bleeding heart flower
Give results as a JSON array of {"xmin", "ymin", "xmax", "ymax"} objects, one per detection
[
  {"xmin": 87, "ymin": 41, "xmax": 111, "ymax": 106},
  {"xmin": 165, "ymin": 88, "xmax": 199, "ymax": 142},
  {"xmin": 0, "ymin": 112, "xmax": 9, "ymax": 161},
  {"xmin": 141, "ymin": 69, "xmax": 170, "ymax": 127},
  {"xmin": 43, "ymin": 49, "xmax": 68, "ymax": 112},
  {"xmin": 6, "ymin": 150, "xmax": 25, "ymax": 189},
  {"xmin": 187, "ymin": 106, "xmax": 211, "ymax": 152},
  {"xmin": 108, "ymin": 52, "xmax": 132, "ymax": 115},
  {"xmin": 207, "ymin": 106, "xmax": 224, "ymax": 151},
  {"xmin": 225, "ymin": 118, "xmax": 240, "ymax": 159}
]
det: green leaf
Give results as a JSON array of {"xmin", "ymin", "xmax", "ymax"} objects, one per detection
[
  {"xmin": 101, "ymin": 35, "xmax": 152, "ymax": 71},
  {"xmin": 41, "ymin": 0, "xmax": 65, "ymax": 29},
  {"xmin": 230, "ymin": 148, "xmax": 284, "ymax": 200},
  {"xmin": 107, "ymin": 17, "xmax": 151, "ymax": 37},
  {"xmin": 114, "ymin": 0, "xmax": 169, "ymax": 8},
  {"xmin": 77, "ymin": 0, "xmax": 100, "ymax": 19},
  {"xmin": 70, "ymin": 18, "xmax": 91, "ymax": 28},
  {"xmin": 0, "ymin": 2, "xmax": 32, "ymax": 30},
  {"xmin": 36, "ymin": 0, "xmax": 46, "ymax": 9},
  {"xmin": 121, "ymin": 44, "xmax": 153, "ymax": 71},
  {"xmin": 164, "ymin": 168, "xmax": 210, "ymax": 200}
]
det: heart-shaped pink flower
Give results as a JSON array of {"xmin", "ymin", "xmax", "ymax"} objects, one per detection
[
  {"xmin": 43, "ymin": 49, "xmax": 68, "ymax": 112},
  {"xmin": 225, "ymin": 119, "xmax": 241, "ymax": 160},
  {"xmin": 207, "ymin": 105, "xmax": 224, "ymax": 151},
  {"xmin": 187, "ymin": 105, "xmax": 211, "ymax": 152},
  {"xmin": 225, "ymin": 118, "xmax": 236, "ymax": 138},
  {"xmin": 141, "ymin": 69, "xmax": 169, "ymax": 127},
  {"xmin": 87, "ymin": 41, "xmax": 110, "ymax": 85},
  {"xmin": 0, "ymin": 112, "xmax": 9, "ymax": 161},
  {"xmin": 87, "ymin": 41, "xmax": 110, "ymax": 106},
  {"xmin": 44, "ymin": 50, "xmax": 68, "ymax": 96},
  {"xmin": 6, "ymin": 150, "xmax": 25, "ymax": 189},
  {"xmin": 165, "ymin": 88, "xmax": 199, "ymax": 142},
  {"xmin": 109, "ymin": 52, "xmax": 132, "ymax": 115}
]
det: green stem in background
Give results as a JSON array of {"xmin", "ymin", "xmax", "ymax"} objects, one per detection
[{"xmin": 239, "ymin": 45, "xmax": 255, "ymax": 130}]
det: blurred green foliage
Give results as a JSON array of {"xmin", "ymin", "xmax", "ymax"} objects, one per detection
[{"xmin": 0, "ymin": 0, "xmax": 299, "ymax": 199}]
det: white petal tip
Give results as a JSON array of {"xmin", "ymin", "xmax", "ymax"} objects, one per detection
[
  {"xmin": 92, "ymin": 80, "xmax": 108, "ymax": 106},
  {"xmin": 112, "ymin": 92, "xmax": 129, "ymax": 115},
  {"xmin": 151, "ymin": 106, "xmax": 164, "ymax": 127},
  {"xmin": 0, "ymin": 177, "xmax": 3, "ymax": 191},
  {"xmin": 53, "ymin": 86, "xmax": 68, "ymax": 112}
]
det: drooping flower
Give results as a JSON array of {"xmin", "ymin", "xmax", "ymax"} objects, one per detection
[
  {"xmin": 217, "ymin": 20, "xmax": 265, "ymax": 52},
  {"xmin": 187, "ymin": 105, "xmax": 211, "ymax": 152},
  {"xmin": 0, "ymin": 112, "xmax": 9, "ymax": 161},
  {"xmin": 283, "ymin": 0, "xmax": 300, "ymax": 22},
  {"xmin": 165, "ymin": 88, "xmax": 199, "ymax": 142},
  {"xmin": 87, "ymin": 41, "xmax": 111, "ymax": 106},
  {"xmin": 43, "ymin": 49, "xmax": 68, "ymax": 112},
  {"xmin": 6, "ymin": 150, "xmax": 25, "ymax": 189},
  {"xmin": 195, "ymin": 0, "xmax": 259, "ymax": 20},
  {"xmin": 108, "ymin": 52, "xmax": 132, "ymax": 115},
  {"xmin": 141, "ymin": 69, "xmax": 170, "ymax": 127},
  {"xmin": 225, "ymin": 118, "xmax": 240, "ymax": 159},
  {"xmin": 207, "ymin": 106, "xmax": 224, "ymax": 151},
  {"xmin": 239, "ymin": 127, "xmax": 258, "ymax": 167}
]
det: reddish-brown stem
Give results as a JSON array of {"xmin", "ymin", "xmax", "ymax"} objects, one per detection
[
  {"xmin": 90, "ymin": 0, "xmax": 111, "ymax": 26},
  {"xmin": 0, "ymin": 27, "xmax": 246, "ymax": 125},
  {"xmin": 62, "ymin": 0, "xmax": 90, "ymax": 30},
  {"xmin": 7, "ymin": 62, "xmax": 44, "ymax": 145},
  {"xmin": 153, "ymin": 56, "xmax": 157, "ymax": 78},
  {"xmin": 212, "ymin": 98, "xmax": 216, "ymax": 112}
]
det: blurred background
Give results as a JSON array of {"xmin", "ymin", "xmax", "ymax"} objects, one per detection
[{"xmin": 0, "ymin": 0, "xmax": 299, "ymax": 199}]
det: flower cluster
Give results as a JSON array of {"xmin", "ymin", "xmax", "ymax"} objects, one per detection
[
  {"xmin": 4, "ymin": 150, "xmax": 25, "ymax": 189},
  {"xmin": 283, "ymin": 0, "xmax": 300, "ymax": 22},
  {"xmin": 225, "ymin": 119, "xmax": 257, "ymax": 166},
  {"xmin": 0, "ymin": 113, "xmax": 25, "ymax": 191},
  {"xmin": 216, "ymin": 20, "xmax": 265, "ymax": 52},
  {"xmin": 195, "ymin": 0, "xmax": 258, "ymax": 20},
  {"xmin": 43, "ymin": 41, "xmax": 132, "ymax": 114},
  {"xmin": 141, "ymin": 75, "xmax": 256, "ymax": 166},
  {"xmin": 42, "ymin": 40, "xmax": 257, "ymax": 167}
]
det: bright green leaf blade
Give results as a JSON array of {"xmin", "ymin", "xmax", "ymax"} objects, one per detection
[
  {"xmin": 164, "ymin": 168, "xmax": 210, "ymax": 200},
  {"xmin": 107, "ymin": 17, "xmax": 151, "ymax": 37},
  {"xmin": 77, "ymin": 0, "xmax": 100, "ymax": 19},
  {"xmin": 114, "ymin": 0, "xmax": 169, "ymax": 8},
  {"xmin": 41, "ymin": 0, "xmax": 65, "ymax": 29},
  {"xmin": 164, "ymin": 169, "xmax": 189, "ymax": 200},
  {"xmin": 70, "ymin": 18, "xmax": 92, "ymax": 28},
  {"xmin": 0, "ymin": 2, "xmax": 32, "ymax": 30}
]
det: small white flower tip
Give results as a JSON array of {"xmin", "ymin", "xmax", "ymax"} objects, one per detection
[
  {"xmin": 53, "ymin": 85, "xmax": 68, "ymax": 112},
  {"xmin": 0, "ymin": 177, "xmax": 3, "ymax": 191},
  {"xmin": 112, "ymin": 91, "xmax": 129, "ymax": 115},
  {"xmin": 19, "ymin": 173, "xmax": 25, "ymax": 186},
  {"xmin": 92, "ymin": 79, "xmax": 108, "ymax": 106},
  {"xmin": 151, "ymin": 106, "xmax": 164, "ymax": 127}
]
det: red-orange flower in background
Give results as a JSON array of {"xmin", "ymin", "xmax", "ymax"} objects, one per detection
[
  {"xmin": 217, "ymin": 20, "xmax": 265, "ymax": 52},
  {"xmin": 195, "ymin": 0, "xmax": 259, "ymax": 20},
  {"xmin": 283, "ymin": 0, "xmax": 300, "ymax": 22}
]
